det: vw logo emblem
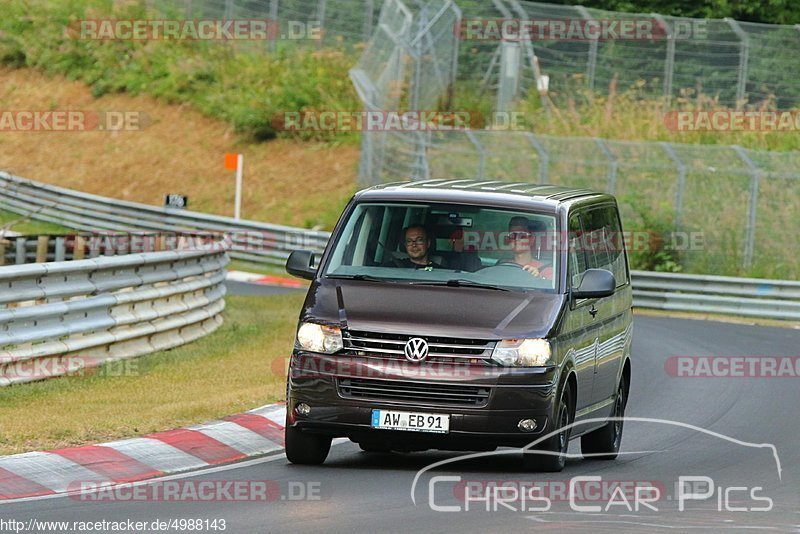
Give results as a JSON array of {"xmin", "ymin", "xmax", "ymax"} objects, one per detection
[{"xmin": 404, "ymin": 337, "xmax": 429, "ymax": 362}]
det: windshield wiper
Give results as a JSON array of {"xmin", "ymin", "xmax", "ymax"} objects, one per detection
[
  {"xmin": 325, "ymin": 274, "xmax": 398, "ymax": 283},
  {"xmin": 409, "ymin": 279, "xmax": 511, "ymax": 291}
]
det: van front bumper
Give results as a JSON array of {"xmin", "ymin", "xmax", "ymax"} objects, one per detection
[{"xmin": 285, "ymin": 351, "xmax": 560, "ymax": 450}]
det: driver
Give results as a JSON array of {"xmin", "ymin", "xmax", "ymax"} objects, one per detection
[
  {"xmin": 394, "ymin": 225, "xmax": 441, "ymax": 270},
  {"xmin": 507, "ymin": 216, "xmax": 553, "ymax": 280}
]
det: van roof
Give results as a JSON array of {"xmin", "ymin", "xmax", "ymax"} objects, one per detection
[{"xmin": 358, "ymin": 179, "xmax": 608, "ymax": 207}]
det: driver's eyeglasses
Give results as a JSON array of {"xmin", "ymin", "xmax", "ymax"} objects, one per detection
[
  {"xmin": 405, "ymin": 237, "xmax": 426, "ymax": 246},
  {"xmin": 506, "ymin": 231, "xmax": 531, "ymax": 241}
]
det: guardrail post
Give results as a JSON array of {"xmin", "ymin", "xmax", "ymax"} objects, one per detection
[
  {"xmin": 594, "ymin": 138, "xmax": 617, "ymax": 194},
  {"xmin": 15, "ymin": 237, "xmax": 26, "ymax": 265},
  {"xmin": 526, "ymin": 133, "xmax": 549, "ymax": 184},
  {"xmin": 653, "ymin": 14, "xmax": 675, "ymax": 105},
  {"xmin": 465, "ymin": 131, "xmax": 486, "ymax": 179},
  {"xmin": 36, "ymin": 236, "xmax": 49, "ymax": 263},
  {"xmin": 575, "ymin": 6, "xmax": 599, "ymax": 91},
  {"xmin": 55, "ymin": 236, "xmax": 66, "ymax": 261},
  {"xmin": 660, "ymin": 142, "xmax": 686, "ymax": 229},
  {"xmin": 732, "ymin": 145, "xmax": 759, "ymax": 269},
  {"xmin": 0, "ymin": 239, "xmax": 6, "ymax": 266},
  {"xmin": 725, "ymin": 18, "xmax": 750, "ymax": 107},
  {"xmin": 74, "ymin": 235, "xmax": 86, "ymax": 260}
]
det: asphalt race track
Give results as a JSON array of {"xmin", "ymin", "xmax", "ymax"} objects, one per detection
[{"xmin": 3, "ymin": 314, "xmax": 799, "ymax": 533}]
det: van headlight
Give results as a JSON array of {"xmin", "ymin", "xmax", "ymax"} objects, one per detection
[
  {"xmin": 296, "ymin": 322, "xmax": 343, "ymax": 354},
  {"xmin": 491, "ymin": 338, "xmax": 552, "ymax": 367}
]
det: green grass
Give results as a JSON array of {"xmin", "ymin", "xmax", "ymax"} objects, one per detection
[
  {"xmin": 0, "ymin": 209, "xmax": 74, "ymax": 234},
  {"xmin": 0, "ymin": 0, "xmax": 361, "ymax": 143},
  {"xmin": 0, "ymin": 293, "xmax": 303, "ymax": 455}
]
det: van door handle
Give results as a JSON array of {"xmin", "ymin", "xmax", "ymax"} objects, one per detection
[{"xmin": 589, "ymin": 304, "xmax": 598, "ymax": 318}]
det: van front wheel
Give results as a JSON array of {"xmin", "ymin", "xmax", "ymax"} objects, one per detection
[
  {"xmin": 523, "ymin": 382, "xmax": 573, "ymax": 472},
  {"xmin": 581, "ymin": 380, "xmax": 625, "ymax": 460},
  {"xmin": 285, "ymin": 426, "xmax": 331, "ymax": 465}
]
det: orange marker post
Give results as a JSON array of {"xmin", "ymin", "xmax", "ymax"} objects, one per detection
[{"xmin": 224, "ymin": 153, "xmax": 244, "ymax": 220}]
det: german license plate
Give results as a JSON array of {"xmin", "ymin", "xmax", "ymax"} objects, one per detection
[{"xmin": 371, "ymin": 409, "xmax": 450, "ymax": 433}]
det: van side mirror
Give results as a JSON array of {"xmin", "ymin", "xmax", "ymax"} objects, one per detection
[
  {"xmin": 286, "ymin": 250, "xmax": 317, "ymax": 280},
  {"xmin": 572, "ymin": 268, "xmax": 616, "ymax": 299}
]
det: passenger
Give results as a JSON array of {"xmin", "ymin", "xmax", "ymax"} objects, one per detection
[
  {"xmin": 507, "ymin": 216, "xmax": 553, "ymax": 280},
  {"xmin": 394, "ymin": 225, "xmax": 441, "ymax": 270}
]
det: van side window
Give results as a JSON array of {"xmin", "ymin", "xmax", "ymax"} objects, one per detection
[
  {"xmin": 568, "ymin": 212, "xmax": 587, "ymax": 289},
  {"xmin": 582, "ymin": 205, "xmax": 628, "ymax": 288}
]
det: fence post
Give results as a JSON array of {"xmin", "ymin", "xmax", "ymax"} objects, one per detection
[
  {"xmin": 465, "ymin": 131, "xmax": 486, "ymax": 179},
  {"xmin": 594, "ymin": 138, "xmax": 617, "ymax": 194},
  {"xmin": 575, "ymin": 6, "xmax": 599, "ymax": 91},
  {"xmin": 653, "ymin": 14, "xmax": 675, "ymax": 105},
  {"xmin": 732, "ymin": 146, "xmax": 759, "ymax": 270},
  {"xmin": 224, "ymin": 0, "xmax": 233, "ymax": 20},
  {"xmin": 185, "ymin": 0, "xmax": 192, "ymax": 18},
  {"xmin": 363, "ymin": 0, "xmax": 374, "ymax": 41},
  {"xmin": 412, "ymin": 132, "xmax": 430, "ymax": 181},
  {"xmin": 509, "ymin": 0, "xmax": 550, "ymax": 115},
  {"xmin": 317, "ymin": 0, "xmax": 327, "ymax": 45},
  {"xmin": 526, "ymin": 133, "xmax": 549, "ymax": 184},
  {"xmin": 268, "ymin": 0, "xmax": 279, "ymax": 52},
  {"xmin": 496, "ymin": 41, "xmax": 521, "ymax": 113},
  {"xmin": 660, "ymin": 142, "xmax": 686, "ymax": 230},
  {"xmin": 725, "ymin": 18, "xmax": 750, "ymax": 108},
  {"xmin": 447, "ymin": 2, "xmax": 461, "ymax": 110}
]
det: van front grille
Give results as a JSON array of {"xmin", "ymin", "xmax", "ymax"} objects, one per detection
[
  {"xmin": 338, "ymin": 377, "xmax": 490, "ymax": 407},
  {"xmin": 343, "ymin": 329, "xmax": 495, "ymax": 362}
]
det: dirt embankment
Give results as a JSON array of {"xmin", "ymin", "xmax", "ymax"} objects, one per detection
[{"xmin": 0, "ymin": 67, "xmax": 359, "ymax": 229}]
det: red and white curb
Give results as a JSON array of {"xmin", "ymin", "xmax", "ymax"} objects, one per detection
[
  {"xmin": 226, "ymin": 270, "xmax": 304, "ymax": 288},
  {"xmin": 0, "ymin": 404, "xmax": 286, "ymax": 501}
]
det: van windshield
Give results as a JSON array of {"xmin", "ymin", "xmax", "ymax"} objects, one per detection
[{"xmin": 322, "ymin": 202, "xmax": 560, "ymax": 292}]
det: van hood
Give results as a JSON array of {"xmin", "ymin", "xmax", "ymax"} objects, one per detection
[{"xmin": 301, "ymin": 278, "xmax": 565, "ymax": 339}]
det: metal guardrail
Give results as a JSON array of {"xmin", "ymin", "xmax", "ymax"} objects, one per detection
[
  {"xmin": 631, "ymin": 270, "xmax": 800, "ymax": 321},
  {"xmin": 0, "ymin": 172, "xmax": 331, "ymax": 266},
  {"xmin": 2, "ymin": 171, "xmax": 797, "ymax": 321},
  {"xmin": 0, "ymin": 246, "xmax": 229, "ymax": 387}
]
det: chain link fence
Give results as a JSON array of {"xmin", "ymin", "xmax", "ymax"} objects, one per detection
[
  {"xmin": 146, "ymin": 0, "xmax": 382, "ymax": 48},
  {"xmin": 126, "ymin": 0, "xmax": 800, "ymax": 277},
  {"xmin": 457, "ymin": 0, "xmax": 800, "ymax": 110},
  {"xmin": 350, "ymin": 1, "xmax": 800, "ymax": 279}
]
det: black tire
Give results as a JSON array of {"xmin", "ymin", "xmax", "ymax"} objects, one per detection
[
  {"xmin": 581, "ymin": 380, "xmax": 626, "ymax": 461},
  {"xmin": 285, "ymin": 425, "xmax": 331, "ymax": 465},
  {"xmin": 523, "ymin": 382, "xmax": 573, "ymax": 472}
]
